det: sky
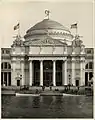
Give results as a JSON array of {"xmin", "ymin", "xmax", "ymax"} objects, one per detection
[{"xmin": 0, "ymin": 0, "xmax": 94, "ymax": 48}]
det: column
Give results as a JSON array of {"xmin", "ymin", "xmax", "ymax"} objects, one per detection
[
  {"xmin": 40, "ymin": 60, "xmax": 43, "ymax": 86},
  {"xmin": 80, "ymin": 59, "xmax": 85, "ymax": 86},
  {"xmin": 64, "ymin": 60, "xmax": 68, "ymax": 85},
  {"xmin": 7, "ymin": 72, "xmax": 9, "ymax": 86},
  {"xmin": 21, "ymin": 62, "xmax": 24, "ymax": 86},
  {"xmin": 72, "ymin": 58, "xmax": 75, "ymax": 86},
  {"xmin": 53, "ymin": 60, "xmax": 56, "ymax": 86},
  {"xmin": 29, "ymin": 60, "xmax": 33, "ymax": 86}
]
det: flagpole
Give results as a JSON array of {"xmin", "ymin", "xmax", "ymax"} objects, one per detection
[
  {"xmin": 76, "ymin": 22, "xmax": 78, "ymax": 35},
  {"xmin": 18, "ymin": 22, "xmax": 20, "ymax": 37},
  {"xmin": 76, "ymin": 27, "xmax": 77, "ymax": 35}
]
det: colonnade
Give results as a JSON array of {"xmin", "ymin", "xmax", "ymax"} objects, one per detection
[{"xmin": 29, "ymin": 60, "xmax": 67, "ymax": 86}]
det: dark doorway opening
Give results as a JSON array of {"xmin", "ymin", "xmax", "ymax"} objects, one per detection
[
  {"xmin": 56, "ymin": 61, "xmax": 62, "ymax": 86},
  {"xmin": 9, "ymin": 72, "xmax": 11, "ymax": 86},
  {"xmin": 85, "ymin": 72, "xmax": 88, "ymax": 86},
  {"xmin": 34, "ymin": 60, "xmax": 40, "ymax": 86},
  {"xmin": 43, "ymin": 61, "xmax": 53, "ymax": 86},
  {"xmin": 17, "ymin": 80, "xmax": 20, "ymax": 86},
  {"xmin": 76, "ymin": 80, "xmax": 79, "ymax": 86}
]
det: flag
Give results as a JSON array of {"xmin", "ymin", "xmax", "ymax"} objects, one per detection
[
  {"xmin": 14, "ymin": 23, "xmax": 20, "ymax": 30},
  {"xmin": 71, "ymin": 23, "xmax": 77, "ymax": 29}
]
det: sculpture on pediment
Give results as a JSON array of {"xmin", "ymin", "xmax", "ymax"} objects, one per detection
[
  {"xmin": 81, "ymin": 45, "xmax": 85, "ymax": 53},
  {"xmin": 12, "ymin": 35, "xmax": 24, "ymax": 47},
  {"xmin": 72, "ymin": 35, "xmax": 83, "ymax": 47}
]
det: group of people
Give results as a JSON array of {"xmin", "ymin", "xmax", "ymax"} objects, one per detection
[{"xmin": 42, "ymin": 86, "xmax": 52, "ymax": 91}]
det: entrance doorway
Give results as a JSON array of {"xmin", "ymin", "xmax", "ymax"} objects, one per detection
[
  {"xmin": 34, "ymin": 61, "xmax": 40, "ymax": 86},
  {"xmin": 76, "ymin": 80, "xmax": 79, "ymax": 86},
  {"xmin": 17, "ymin": 80, "xmax": 20, "ymax": 86},
  {"xmin": 85, "ymin": 72, "xmax": 88, "ymax": 86},
  {"xmin": 43, "ymin": 61, "xmax": 53, "ymax": 86}
]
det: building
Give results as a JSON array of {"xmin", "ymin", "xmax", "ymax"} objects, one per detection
[{"xmin": 1, "ymin": 11, "xmax": 94, "ymax": 87}]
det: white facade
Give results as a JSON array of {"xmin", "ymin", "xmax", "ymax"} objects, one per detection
[{"xmin": 1, "ymin": 18, "xmax": 94, "ymax": 87}]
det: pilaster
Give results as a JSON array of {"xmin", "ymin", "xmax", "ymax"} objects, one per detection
[{"xmin": 72, "ymin": 57, "xmax": 75, "ymax": 86}]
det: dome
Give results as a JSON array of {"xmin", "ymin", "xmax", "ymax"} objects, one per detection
[
  {"xmin": 24, "ymin": 18, "xmax": 73, "ymax": 42},
  {"xmin": 26, "ymin": 19, "xmax": 70, "ymax": 33}
]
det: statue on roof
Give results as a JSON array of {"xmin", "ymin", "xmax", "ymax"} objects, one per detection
[
  {"xmin": 12, "ymin": 35, "xmax": 24, "ymax": 47},
  {"xmin": 44, "ymin": 9, "xmax": 50, "ymax": 19},
  {"xmin": 72, "ymin": 34, "xmax": 83, "ymax": 47}
]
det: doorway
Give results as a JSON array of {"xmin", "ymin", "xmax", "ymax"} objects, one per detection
[
  {"xmin": 17, "ymin": 80, "xmax": 20, "ymax": 86},
  {"xmin": 43, "ymin": 61, "xmax": 53, "ymax": 86},
  {"xmin": 76, "ymin": 80, "xmax": 79, "ymax": 86}
]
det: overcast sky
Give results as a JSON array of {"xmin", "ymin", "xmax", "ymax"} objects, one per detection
[{"xmin": 0, "ymin": 0, "xmax": 94, "ymax": 48}]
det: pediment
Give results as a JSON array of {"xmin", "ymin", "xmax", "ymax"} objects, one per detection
[{"xmin": 24, "ymin": 36, "xmax": 66, "ymax": 46}]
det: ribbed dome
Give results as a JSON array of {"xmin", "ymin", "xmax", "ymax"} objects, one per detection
[{"xmin": 27, "ymin": 19, "xmax": 70, "ymax": 32}]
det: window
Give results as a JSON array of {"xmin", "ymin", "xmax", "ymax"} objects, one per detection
[
  {"xmin": 6, "ymin": 50, "xmax": 10, "ymax": 54},
  {"xmin": 85, "ymin": 64, "xmax": 88, "ymax": 69},
  {"xmin": 4, "ymin": 62, "xmax": 7, "ymax": 69},
  {"xmin": 85, "ymin": 62, "xmax": 93, "ymax": 69},
  {"xmin": 1, "ymin": 62, "xmax": 11, "ymax": 70},
  {"xmin": 2, "ymin": 50, "xmax": 4, "ymax": 54},
  {"xmin": 8, "ymin": 63, "xmax": 11, "ymax": 69},
  {"xmin": 87, "ymin": 49, "xmax": 92, "ymax": 54},
  {"xmin": 89, "ymin": 62, "xmax": 93, "ymax": 69}
]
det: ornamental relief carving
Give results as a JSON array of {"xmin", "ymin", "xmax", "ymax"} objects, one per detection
[{"xmin": 12, "ymin": 35, "xmax": 24, "ymax": 47}]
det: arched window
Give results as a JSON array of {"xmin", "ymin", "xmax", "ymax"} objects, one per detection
[
  {"xmin": 89, "ymin": 62, "xmax": 93, "ymax": 69},
  {"xmin": 85, "ymin": 62, "xmax": 93, "ymax": 69},
  {"xmin": 4, "ymin": 62, "xmax": 7, "ymax": 69},
  {"xmin": 1, "ymin": 62, "xmax": 11, "ymax": 70},
  {"xmin": 85, "ymin": 63, "xmax": 88, "ymax": 69}
]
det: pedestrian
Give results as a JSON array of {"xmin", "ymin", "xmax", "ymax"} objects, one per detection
[
  {"xmin": 77, "ymin": 86, "xmax": 79, "ymax": 91},
  {"xmin": 50, "ymin": 86, "xmax": 52, "ymax": 91}
]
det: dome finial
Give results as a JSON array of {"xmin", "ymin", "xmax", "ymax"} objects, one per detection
[{"xmin": 44, "ymin": 9, "xmax": 50, "ymax": 19}]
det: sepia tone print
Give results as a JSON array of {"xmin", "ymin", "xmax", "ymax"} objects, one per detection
[{"xmin": 1, "ymin": 0, "xmax": 94, "ymax": 118}]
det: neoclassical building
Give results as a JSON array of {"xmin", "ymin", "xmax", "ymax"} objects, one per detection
[{"xmin": 1, "ymin": 13, "xmax": 94, "ymax": 87}]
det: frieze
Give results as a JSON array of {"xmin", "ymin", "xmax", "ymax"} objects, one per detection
[
  {"xmin": 28, "ymin": 56, "xmax": 67, "ymax": 61},
  {"xmin": 24, "ymin": 36, "xmax": 66, "ymax": 46}
]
